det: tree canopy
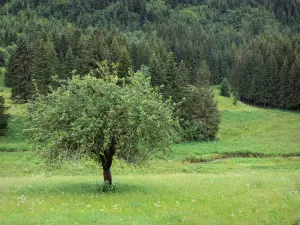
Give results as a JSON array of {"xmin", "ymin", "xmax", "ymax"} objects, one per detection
[{"xmin": 25, "ymin": 63, "xmax": 179, "ymax": 184}]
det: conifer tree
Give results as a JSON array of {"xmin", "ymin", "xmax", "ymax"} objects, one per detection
[
  {"xmin": 82, "ymin": 29, "xmax": 109, "ymax": 73},
  {"xmin": 194, "ymin": 60, "xmax": 212, "ymax": 87},
  {"xmin": 5, "ymin": 50, "xmax": 17, "ymax": 88},
  {"xmin": 220, "ymin": 77, "xmax": 231, "ymax": 97},
  {"xmin": 179, "ymin": 85, "xmax": 220, "ymax": 141},
  {"xmin": 62, "ymin": 46, "xmax": 75, "ymax": 80},
  {"xmin": 0, "ymin": 94, "xmax": 9, "ymax": 136},
  {"xmin": 11, "ymin": 38, "xmax": 34, "ymax": 101},
  {"xmin": 149, "ymin": 53, "xmax": 164, "ymax": 87},
  {"xmin": 265, "ymin": 52, "xmax": 278, "ymax": 106},
  {"xmin": 279, "ymin": 57, "xmax": 289, "ymax": 108},
  {"xmin": 32, "ymin": 31, "xmax": 58, "ymax": 95},
  {"xmin": 118, "ymin": 47, "xmax": 132, "ymax": 78},
  {"xmin": 0, "ymin": 54, "xmax": 4, "ymax": 67},
  {"xmin": 172, "ymin": 60, "xmax": 190, "ymax": 102}
]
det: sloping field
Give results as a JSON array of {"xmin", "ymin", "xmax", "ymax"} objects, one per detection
[{"xmin": 0, "ymin": 77, "xmax": 299, "ymax": 224}]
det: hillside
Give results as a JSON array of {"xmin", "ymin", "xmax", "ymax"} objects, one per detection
[{"xmin": 0, "ymin": 78, "xmax": 300, "ymax": 224}]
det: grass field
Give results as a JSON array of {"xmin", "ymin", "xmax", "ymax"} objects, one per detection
[{"xmin": 0, "ymin": 73, "xmax": 299, "ymax": 224}]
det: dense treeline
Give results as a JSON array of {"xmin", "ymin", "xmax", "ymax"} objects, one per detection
[
  {"xmin": 230, "ymin": 34, "xmax": 300, "ymax": 110},
  {"xmin": 0, "ymin": 0, "xmax": 299, "ymax": 140}
]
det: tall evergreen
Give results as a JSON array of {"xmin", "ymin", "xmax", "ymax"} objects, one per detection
[
  {"xmin": 118, "ymin": 47, "xmax": 132, "ymax": 78},
  {"xmin": 220, "ymin": 77, "xmax": 231, "ymax": 97},
  {"xmin": 5, "ymin": 38, "xmax": 33, "ymax": 101},
  {"xmin": 179, "ymin": 85, "xmax": 220, "ymax": 141},
  {"xmin": 32, "ymin": 31, "xmax": 58, "ymax": 95},
  {"xmin": 5, "ymin": 50, "xmax": 17, "ymax": 88},
  {"xmin": 0, "ymin": 95, "xmax": 9, "ymax": 136},
  {"xmin": 82, "ymin": 29, "xmax": 109, "ymax": 73},
  {"xmin": 62, "ymin": 46, "xmax": 75, "ymax": 80},
  {"xmin": 193, "ymin": 60, "xmax": 212, "ymax": 87}
]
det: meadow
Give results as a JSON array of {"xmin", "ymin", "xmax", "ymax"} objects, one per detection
[{"xmin": 0, "ymin": 73, "xmax": 299, "ymax": 225}]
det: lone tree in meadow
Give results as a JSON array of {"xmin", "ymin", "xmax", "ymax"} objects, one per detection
[{"xmin": 25, "ymin": 62, "xmax": 178, "ymax": 184}]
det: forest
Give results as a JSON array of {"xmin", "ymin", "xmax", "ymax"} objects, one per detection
[{"xmin": 0, "ymin": 0, "xmax": 300, "ymax": 139}]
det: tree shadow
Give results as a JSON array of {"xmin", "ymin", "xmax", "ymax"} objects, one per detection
[{"xmin": 18, "ymin": 180, "xmax": 150, "ymax": 196}]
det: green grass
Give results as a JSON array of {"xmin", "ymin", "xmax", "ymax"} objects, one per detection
[
  {"xmin": 0, "ymin": 79, "xmax": 299, "ymax": 224},
  {"xmin": 170, "ymin": 92, "xmax": 300, "ymax": 162},
  {"xmin": 0, "ymin": 71, "xmax": 30, "ymax": 151},
  {"xmin": 0, "ymin": 168, "xmax": 299, "ymax": 225}
]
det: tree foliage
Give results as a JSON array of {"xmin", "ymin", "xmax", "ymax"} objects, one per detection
[
  {"xmin": 220, "ymin": 77, "xmax": 231, "ymax": 98},
  {"xmin": 179, "ymin": 85, "xmax": 220, "ymax": 141},
  {"xmin": 0, "ymin": 94, "xmax": 9, "ymax": 136},
  {"xmin": 25, "ymin": 62, "xmax": 179, "ymax": 183}
]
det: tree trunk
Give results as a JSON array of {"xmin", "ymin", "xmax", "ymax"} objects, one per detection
[
  {"xmin": 100, "ymin": 137, "xmax": 116, "ymax": 185},
  {"xmin": 103, "ymin": 169, "xmax": 112, "ymax": 185}
]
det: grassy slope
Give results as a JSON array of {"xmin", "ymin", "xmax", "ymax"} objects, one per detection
[
  {"xmin": 0, "ymin": 78, "xmax": 299, "ymax": 224},
  {"xmin": 172, "ymin": 91, "xmax": 300, "ymax": 161}
]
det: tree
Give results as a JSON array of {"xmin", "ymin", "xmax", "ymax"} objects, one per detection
[
  {"xmin": 32, "ymin": 31, "xmax": 58, "ymax": 95},
  {"xmin": 220, "ymin": 77, "xmax": 231, "ymax": 97},
  {"xmin": 179, "ymin": 85, "xmax": 220, "ymax": 141},
  {"xmin": 9, "ymin": 38, "xmax": 34, "ymax": 101},
  {"xmin": 0, "ymin": 48, "xmax": 9, "ymax": 67},
  {"xmin": 25, "ymin": 63, "xmax": 179, "ymax": 185},
  {"xmin": 117, "ymin": 47, "xmax": 132, "ymax": 78},
  {"xmin": 193, "ymin": 60, "xmax": 212, "ymax": 87},
  {"xmin": 62, "ymin": 46, "xmax": 75, "ymax": 80},
  {"xmin": 0, "ymin": 94, "xmax": 9, "ymax": 136},
  {"xmin": 5, "ymin": 50, "xmax": 17, "ymax": 88}
]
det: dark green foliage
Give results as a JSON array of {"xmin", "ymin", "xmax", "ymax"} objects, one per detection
[
  {"xmin": 179, "ymin": 86, "xmax": 220, "ymax": 141},
  {"xmin": 117, "ymin": 47, "xmax": 132, "ymax": 78},
  {"xmin": 0, "ymin": 95, "xmax": 9, "ymax": 136},
  {"xmin": 81, "ymin": 29, "xmax": 109, "ymax": 74},
  {"xmin": 0, "ymin": 54, "xmax": 4, "ymax": 67},
  {"xmin": 62, "ymin": 46, "xmax": 75, "ymax": 80},
  {"xmin": 5, "ymin": 50, "xmax": 16, "ymax": 87},
  {"xmin": 31, "ymin": 31, "xmax": 57, "ymax": 95},
  {"xmin": 6, "ymin": 38, "xmax": 33, "ymax": 101},
  {"xmin": 193, "ymin": 60, "xmax": 212, "ymax": 87},
  {"xmin": 220, "ymin": 77, "xmax": 231, "ymax": 97},
  {"xmin": 233, "ymin": 92, "xmax": 239, "ymax": 105},
  {"xmin": 230, "ymin": 34, "xmax": 300, "ymax": 109}
]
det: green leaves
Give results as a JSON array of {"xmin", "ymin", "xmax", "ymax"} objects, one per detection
[{"xmin": 25, "ymin": 63, "xmax": 179, "ymax": 166}]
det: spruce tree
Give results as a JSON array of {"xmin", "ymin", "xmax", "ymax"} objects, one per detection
[
  {"xmin": 0, "ymin": 53, "xmax": 4, "ymax": 67},
  {"xmin": 172, "ymin": 60, "xmax": 190, "ymax": 102},
  {"xmin": 5, "ymin": 50, "xmax": 17, "ymax": 87},
  {"xmin": 179, "ymin": 85, "xmax": 220, "ymax": 141},
  {"xmin": 82, "ymin": 29, "xmax": 109, "ymax": 73},
  {"xmin": 149, "ymin": 53, "xmax": 164, "ymax": 87},
  {"xmin": 279, "ymin": 57, "xmax": 289, "ymax": 108},
  {"xmin": 10, "ymin": 38, "xmax": 34, "ymax": 101},
  {"xmin": 118, "ymin": 47, "xmax": 132, "ymax": 78},
  {"xmin": 0, "ymin": 94, "xmax": 9, "ymax": 136},
  {"xmin": 62, "ymin": 46, "xmax": 75, "ymax": 80},
  {"xmin": 32, "ymin": 31, "xmax": 58, "ymax": 95},
  {"xmin": 220, "ymin": 77, "xmax": 231, "ymax": 97},
  {"xmin": 194, "ymin": 60, "xmax": 212, "ymax": 87}
]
